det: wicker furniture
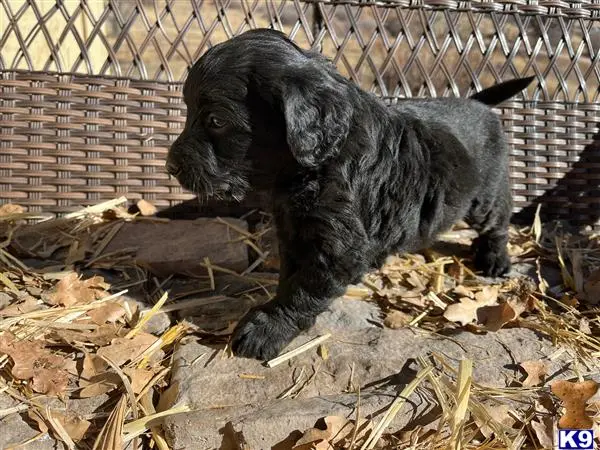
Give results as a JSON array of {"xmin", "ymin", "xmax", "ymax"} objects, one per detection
[{"xmin": 0, "ymin": 0, "xmax": 598, "ymax": 223}]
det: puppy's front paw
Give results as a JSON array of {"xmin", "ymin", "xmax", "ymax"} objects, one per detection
[
  {"xmin": 474, "ymin": 247, "xmax": 511, "ymax": 277},
  {"xmin": 231, "ymin": 306, "xmax": 300, "ymax": 360}
]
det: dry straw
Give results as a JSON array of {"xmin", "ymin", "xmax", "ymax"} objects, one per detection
[{"xmin": 1, "ymin": 198, "xmax": 600, "ymax": 449}]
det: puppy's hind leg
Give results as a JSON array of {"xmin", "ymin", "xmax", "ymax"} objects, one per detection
[{"xmin": 466, "ymin": 180, "xmax": 512, "ymax": 277}]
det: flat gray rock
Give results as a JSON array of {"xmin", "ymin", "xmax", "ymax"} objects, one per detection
[
  {"xmin": 0, "ymin": 393, "xmax": 109, "ymax": 450},
  {"xmin": 163, "ymin": 297, "xmax": 568, "ymax": 449}
]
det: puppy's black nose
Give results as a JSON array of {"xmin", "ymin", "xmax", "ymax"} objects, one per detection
[{"xmin": 165, "ymin": 160, "xmax": 181, "ymax": 176}]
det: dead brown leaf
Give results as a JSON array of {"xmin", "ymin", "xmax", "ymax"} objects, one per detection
[
  {"xmin": 475, "ymin": 286, "xmax": 499, "ymax": 304},
  {"xmin": 453, "ymin": 285, "xmax": 474, "ymax": 298},
  {"xmin": 294, "ymin": 441, "xmax": 333, "ymax": 450},
  {"xmin": 531, "ymin": 418, "xmax": 554, "ymax": 448},
  {"xmin": 444, "ymin": 286, "xmax": 521, "ymax": 330},
  {"xmin": 199, "ymin": 321, "xmax": 238, "ymax": 337},
  {"xmin": 474, "ymin": 404, "xmax": 515, "ymax": 439},
  {"xmin": 0, "ymin": 296, "xmax": 41, "ymax": 316},
  {"xmin": 53, "ymin": 411, "xmax": 91, "ymax": 442},
  {"xmin": 45, "ymin": 272, "xmax": 109, "ymax": 307},
  {"xmin": 520, "ymin": 360, "xmax": 548, "ymax": 387},
  {"xmin": 477, "ymin": 302, "xmax": 518, "ymax": 332},
  {"xmin": 136, "ymin": 199, "xmax": 157, "ymax": 216},
  {"xmin": 0, "ymin": 332, "xmax": 70, "ymax": 395},
  {"xmin": 383, "ymin": 287, "xmax": 426, "ymax": 307},
  {"xmin": 444, "ymin": 286, "xmax": 499, "ymax": 326},
  {"xmin": 560, "ymin": 294, "xmax": 580, "ymax": 308},
  {"xmin": 28, "ymin": 408, "xmax": 49, "ymax": 434},
  {"xmin": 447, "ymin": 261, "xmax": 465, "ymax": 284},
  {"xmin": 52, "ymin": 324, "xmax": 126, "ymax": 347},
  {"xmin": 405, "ymin": 271, "xmax": 427, "ymax": 291},
  {"xmin": 87, "ymin": 302, "xmax": 126, "ymax": 325},
  {"xmin": 123, "ymin": 367, "xmax": 155, "ymax": 394},
  {"xmin": 80, "ymin": 353, "xmax": 107, "ymax": 385},
  {"xmin": 79, "ymin": 373, "xmax": 121, "ymax": 398},
  {"xmin": 293, "ymin": 416, "xmax": 372, "ymax": 449},
  {"xmin": 79, "ymin": 353, "xmax": 120, "ymax": 398},
  {"xmin": 384, "ymin": 310, "xmax": 412, "ymax": 329},
  {"xmin": 96, "ymin": 332, "xmax": 157, "ymax": 367}
]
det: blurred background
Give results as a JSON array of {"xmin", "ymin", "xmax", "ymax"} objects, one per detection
[
  {"xmin": 2, "ymin": 0, "xmax": 598, "ymax": 100},
  {"xmin": 0, "ymin": 0, "xmax": 599, "ymax": 223}
]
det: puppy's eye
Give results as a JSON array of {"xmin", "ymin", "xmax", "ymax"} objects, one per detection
[{"xmin": 207, "ymin": 115, "xmax": 226, "ymax": 129}]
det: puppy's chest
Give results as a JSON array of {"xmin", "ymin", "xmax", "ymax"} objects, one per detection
[{"xmin": 275, "ymin": 186, "xmax": 369, "ymax": 249}]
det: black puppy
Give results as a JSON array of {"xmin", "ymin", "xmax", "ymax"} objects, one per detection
[{"xmin": 167, "ymin": 29, "xmax": 534, "ymax": 360}]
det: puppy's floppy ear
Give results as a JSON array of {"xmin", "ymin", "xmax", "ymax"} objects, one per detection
[{"xmin": 282, "ymin": 71, "xmax": 353, "ymax": 167}]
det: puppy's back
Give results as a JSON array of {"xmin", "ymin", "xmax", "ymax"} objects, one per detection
[{"xmin": 392, "ymin": 98, "xmax": 505, "ymax": 161}]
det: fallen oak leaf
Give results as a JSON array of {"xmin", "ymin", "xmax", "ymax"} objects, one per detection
[
  {"xmin": 0, "ymin": 332, "xmax": 70, "ymax": 396},
  {"xmin": 520, "ymin": 360, "xmax": 548, "ymax": 387},
  {"xmin": 477, "ymin": 302, "xmax": 518, "ymax": 332},
  {"xmin": 405, "ymin": 271, "xmax": 427, "ymax": 291},
  {"xmin": 383, "ymin": 310, "xmax": 412, "ymax": 329},
  {"xmin": 135, "ymin": 199, "xmax": 157, "ymax": 216},
  {"xmin": 293, "ymin": 441, "xmax": 333, "ymax": 450},
  {"xmin": 51, "ymin": 410, "xmax": 92, "ymax": 443},
  {"xmin": 198, "ymin": 321, "xmax": 238, "ymax": 337},
  {"xmin": 79, "ymin": 353, "xmax": 120, "ymax": 398},
  {"xmin": 452, "ymin": 285, "xmax": 474, "ymax": 298},
  {"xmin": 28, "ymin": 408, "xmax": 49, "ymax": 434},
  {"xmin": 447, "ymin": 262, "xmax": 465, "ymax": 283},
  {"xmin": 79, "ymin": 373, "xmax": 121, "ymax": 398},
  {"xmin": 473, "ymin": 404, "xmax": 515, "ymax": 439},
  {"xmin": 0, "ymin": 296, "xmax": 42, "ymax": 316},
  {"xmin": 293, "ymin": 416, "xmax": 350, "ymax": 448},
  {"xmin": 123, "ymin": 367, "xmax": 156, "ymax": 395},
  {"xmin": 443, "ymin": 297, "xmax": 484, "ymax": 326},
  {"xmin": 444, "ymin": 286, "xmax": 514, "ymax": 329},
  {"xmin": 444, "ymin": 286, "xmax": 499, "ymax": 326},
  {"xmin": 551, "ymin": 379, "xmax": 598, "ymax": 429},
  {"xmin": 52, "ymin": 324, "xmax": 127, "ymax": 347},
  {"xmin": 474, "ymin": 285, "xmax": 499, "ymax": 304},
  {"xmin": 96, "ymin": 332, "xmax": 158, "ymax": 367},
  {"xmin": 530, "ymin": 418, "xmax": 554, "ymax": 449},
  {"xmin": 80, "ymin": 353, "xmax": 107, "ymax": 385},
  {"xmin": 293, "ymin": 416, "xmax": 372, "ymax": 449},
  {"xmin": 87, "ymin": 302, "xmax": 126, "ymax": 325},
  {"xmin": 45, "ymin": 272, "xmax": 109, "ymax": 307}
]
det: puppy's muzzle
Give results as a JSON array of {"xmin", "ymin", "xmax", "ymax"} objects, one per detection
[{"xmin": 165, "ymin": 159, "xmax": 181, "ymax": 177}]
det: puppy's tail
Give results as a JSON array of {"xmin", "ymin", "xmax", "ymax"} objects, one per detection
[{"xmin": 469, "ymin": 76, "xmax": 536, "ymax": 106}]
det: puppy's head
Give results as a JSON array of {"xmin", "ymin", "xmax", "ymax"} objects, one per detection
[{"xmin": 166, "ymin": 29, "xmax": 353, "ymax": 201}]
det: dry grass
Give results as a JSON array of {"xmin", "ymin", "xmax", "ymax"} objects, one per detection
[{"xmin": 1, "ymin": 199, "xmax": 600, "ymax": 449}]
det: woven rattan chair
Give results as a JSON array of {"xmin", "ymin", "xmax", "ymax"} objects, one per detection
[{"xmin": 1, "ymin": 0, "xmax": 598, "ymax": 224}]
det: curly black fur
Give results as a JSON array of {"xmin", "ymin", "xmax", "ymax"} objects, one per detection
[{"xmin": 167, "ymin": 29, "xmax": 534, "ymax": 360}]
